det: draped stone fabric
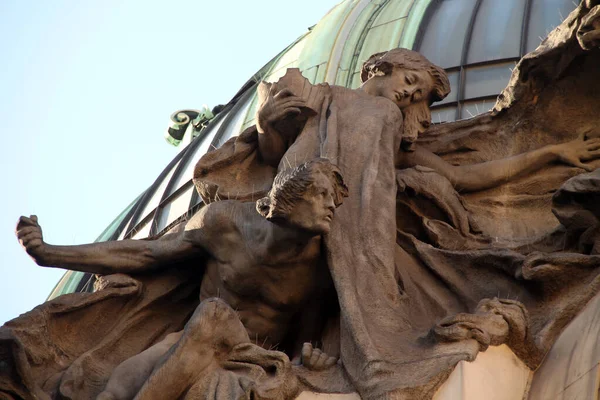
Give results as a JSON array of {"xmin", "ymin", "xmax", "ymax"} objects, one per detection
[
  {"xmin": 0, "ymin": 270, "xmax": 302, "ymax": 400},
  {"xmin": 0, "ymin": 271, "xmax": 200, "ymax": 399}
]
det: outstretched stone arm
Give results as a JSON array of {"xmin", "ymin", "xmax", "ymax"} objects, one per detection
[
  {"xmin": 399, "ymin": 134, "xmax": 600, "ymax": 192},
  {"xmin": 16, "ymin": 215, "xmax": 204, "ymax": 275}
]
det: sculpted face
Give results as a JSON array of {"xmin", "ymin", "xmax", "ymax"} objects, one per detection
[
  {"xmin": 286, "ymin": 170, "xmax": 338, "ymax": 234},
  {"xmin": 362, "ymin": 67, "xmax": 435, "ymax": 109},
  {"xmin": 257, "ymin": 159, "xmax": 348, "ymax": 233}
]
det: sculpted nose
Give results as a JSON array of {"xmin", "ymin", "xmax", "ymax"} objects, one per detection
[{"xmin": 325, "ymin": 196, "xmax": 336, "ymax": 211}]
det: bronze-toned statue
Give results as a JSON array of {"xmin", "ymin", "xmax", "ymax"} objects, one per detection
[
  {"xmin": 17, "ymin": 159, "xmax": 346, "ymax": 399},
  {"xmin": 3, "ymin": 2, "xmax": 600, "ymax": 399}
]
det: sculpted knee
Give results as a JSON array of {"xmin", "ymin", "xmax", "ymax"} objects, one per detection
[{"xmin": 185, "ymin": 298, "xmax": 248, "ymax": 346}]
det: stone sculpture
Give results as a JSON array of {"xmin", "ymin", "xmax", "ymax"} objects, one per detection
[
  {"xmin": 13, "ymin": 159, "xmax": 347, "ymax": 400},
  {"xmin": 2, "ymin": 1, "xmax": 600, "ymax": 399}
]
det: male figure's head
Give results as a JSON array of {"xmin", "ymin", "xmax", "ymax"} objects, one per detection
[
  {"xmin": 359, "ymin": 48, "xmax": 451, "ymax": 150},
  {"xmin": 256, "ymin": 159, "xmax": 349, "ymax": 234}
]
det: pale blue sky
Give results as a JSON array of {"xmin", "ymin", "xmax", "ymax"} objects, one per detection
[{"xmin": 0, "ymin": 0, "xmax": 338, "ymax": 325}]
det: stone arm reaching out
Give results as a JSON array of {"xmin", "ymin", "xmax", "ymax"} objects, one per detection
[
  {"xmin": 398, "ymin": 132, "xmax": 600, "ymax": 192},
  {"xmin": 15, "ymin": 211, "xmax": 213, "ymax": 276}
]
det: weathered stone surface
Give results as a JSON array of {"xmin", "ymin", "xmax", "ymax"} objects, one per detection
[
  {"xmin": 528, "ymin": 292, "xmax": 600, "ymax": 400},
  {"xmin": 3, "ymin": 2, "xmax": 600, "ymax": 399},
  {"xmin": 433, "ymin": 345, "xmax": 531, "ymax": 400}
]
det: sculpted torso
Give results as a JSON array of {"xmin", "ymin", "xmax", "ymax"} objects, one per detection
[{"xmin": 186, "ymin": 201, "xmax": 327, "ymax": 347}]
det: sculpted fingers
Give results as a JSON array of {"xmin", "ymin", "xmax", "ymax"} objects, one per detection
[
  {"xmin": 19, "ymin": 233, "xmax": 43, "ymax": 250},
  {"xmin": 434, "ymin": 312, "xmax": 506, "ymax": 351},
  {"xmin": 324, "ymin": 355, "xmax": 337, "ymax": 368},
  {"xmin": 275, "ymin": 97, "xmax": 306, "ymax": 108},
  {"xmin": 258, "ymin": 95, "xmax": 306, "ymax": 131},
  {"xmin": 582, "ymin": 148, "xmax": 600, "ymax": 161},
  {"xmin": 301, "ymin": 342, "xmax": 313, "ymax": 363},
  {"xmin": 273, "ymin": 88, "xmax": 294, "ymax": 100},
  {"xmin": 271, "ymin": 98, "xmax": 306, "ymax": 115},
  {"xmin": 301, "ymin": 343, "xmax": 336, "ymax": 371},
  {"xmin": 315, "ymin": 352, "xmax": 331, "ymax": 370},
  {"xmin": 309, "ymin": 347, "xmax": 322, "ymax": 367},
  {"xmin": 271, "ymin": 107, "xmax": 301, "ymax": 122},
  {"xmin": 15, "ymin": 215, "xmax": 46, "ymax": 264},
  {"xmin": 268, "ymin": 83, "xmax": 278, "ymax": 97},
  {"xmin": 16, "ymin": 218, "xmax": 42, "ymax": 240},
  {"xmin": 574, "ymin": 161, "xmax": 595, "ymax": 171},
  {"xmin": 585, "ymin": 138, "xmax": 600, "ymax": 149},
  {"xmin": 16, "ymin": 215, "xmax": 38, "ymax": 231},
  {"xmin": 19, "ymin": 229, "xmax": 43, "ymax": 244},
  {"xmin": 16, "ymin": 226, "xmax": 39, "ymax": 239}
]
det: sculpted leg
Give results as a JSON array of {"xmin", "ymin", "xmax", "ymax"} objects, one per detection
[
  {"xmin": 133, "ymin": 298, "xmax": 250, "ymax": 400},
  {"xmin": 96, "ymin": 331, "xmax": 183, "ymax": 400}
]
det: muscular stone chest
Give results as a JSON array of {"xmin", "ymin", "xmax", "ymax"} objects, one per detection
[{"xmin": 216, "ymin": 255, "xmax": 322, "ymax": 312}]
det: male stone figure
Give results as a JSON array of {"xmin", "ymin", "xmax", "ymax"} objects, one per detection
[{"xmin": 16, "ymin": 158, "xmax": 348, "ymax": 399}]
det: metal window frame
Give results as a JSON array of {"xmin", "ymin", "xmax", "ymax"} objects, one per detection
[
  {"xmin": 344, "ymin": 0, "xmax": 393, "ymax": 88},
  {"xmin": 147, "ymin": 105, "xmax": 233, "ymax": 237},
  {"xmin": 416, "ymin": 0, "xmax": 539, "ymax": 122}
]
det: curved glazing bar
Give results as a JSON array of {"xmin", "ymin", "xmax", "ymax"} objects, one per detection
[
  {"xmin": 123, "ymin": 144, "xmax": 191, "ymax": 238},
  {"xmin": 467, "ymin": 0, "xmax": 526, "ymax": 64},
  {"xmin": 149, "ymin": 113, "xmax": 228, "ymax": 235},
  {"xmin": 421, "ymin": 0, "xmax": 576, "ymax": 122},
  {"xmin": 417, "ymin": 0, "xmax": 478, "ymax": 69},
  {"xmin": 137, "ymin": 164, "xmax": 180, "ymax": 229},
  {"xmin": 210, "ymin": 87, "xmax": 256, "ymax": 151},
  {"xmin": 156, "ymin": 183, "xmax": 195, "ymax": 232},
  {"xmin": 526, "ymin": 0, "xmax": 576, "ymax": 53}
]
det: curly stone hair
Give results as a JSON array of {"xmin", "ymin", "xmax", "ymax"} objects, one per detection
[
  {"xmin": 360, "ymin": 48, "xmax": 451, "ymax": 105},
  {"xmin": 256, "ymin": 158, "xmax": 349, "ymax": 221}
]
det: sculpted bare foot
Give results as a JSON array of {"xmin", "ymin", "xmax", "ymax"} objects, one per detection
[
  {"xmin": 433, "ymin": 298, "xmax": 528, "ymax": 352},
  {"xmin": 301, "ymin": 343, "xmax": 337, "ymax": 371}
]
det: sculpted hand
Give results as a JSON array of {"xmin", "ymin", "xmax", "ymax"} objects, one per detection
[
  {"xmin": 301, "ymin": 342, "xmax": 337, "ymax": 371},
  {"xmin": 257, "ymin": 86, "xmax": 307, "ymax": 134},
  {"xmin": 16, "ymin": 215, "xmax": 48, "ymax": 265},
  {"xmin": 555, "ymin": 133, "xmax": 600, "ymax": 171},
  {"xmin": 433, "ymin": 298, "xmax": 528, "ymax": 352}
]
